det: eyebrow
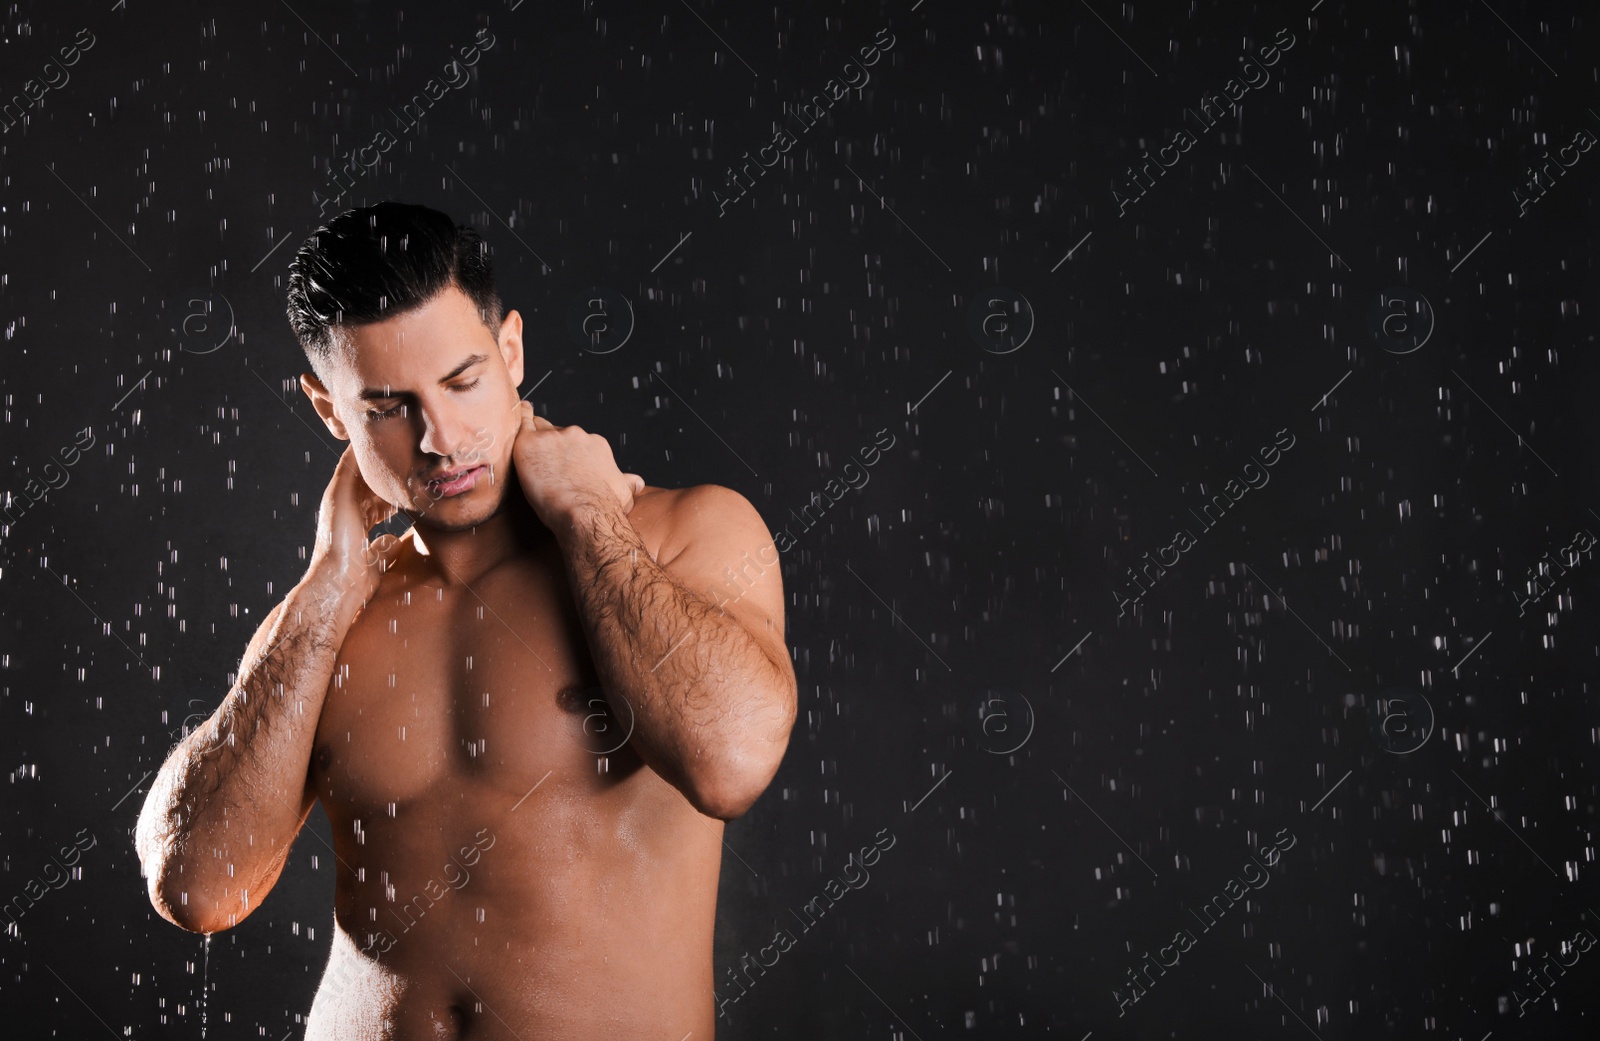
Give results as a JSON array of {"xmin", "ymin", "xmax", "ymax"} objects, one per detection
[{"xmin": 357, "ymin": 353, "xmax": 489, "ymax": 401}]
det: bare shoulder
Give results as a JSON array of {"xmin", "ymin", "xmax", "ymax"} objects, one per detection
[{"xmin": 627, "ymin": 483, "xmax": 769, "ymax": 567}]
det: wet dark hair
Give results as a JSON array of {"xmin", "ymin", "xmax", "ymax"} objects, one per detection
[{"xmin": 285, "ymin": 200, "xmax": 503, "ymax": 369}]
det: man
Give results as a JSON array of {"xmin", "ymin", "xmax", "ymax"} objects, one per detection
[{"xmin": 133, "ymin": 201, "xmax": 797, "ymax": 1039}]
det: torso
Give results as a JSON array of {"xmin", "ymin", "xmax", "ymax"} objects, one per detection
[{"xmin": 302, "ymin": 489, "xmax": 720, "ymax": 1040}]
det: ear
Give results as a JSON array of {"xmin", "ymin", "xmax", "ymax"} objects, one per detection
[
  {"xmin": 497, "ymin": 309, "xmax": 525, "ymax": 390},
  {"xmin": 300, "ymin": 372, "xmax": 351, "ymax": 440}
]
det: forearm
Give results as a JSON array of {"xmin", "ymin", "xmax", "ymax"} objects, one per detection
[
  {"xmin": 558, "ymin": 501, "xmax": 792, "ymax": 814},
  {"xmin": 136, "ymin": 572, "xmax": 356, "ymax": 929}
]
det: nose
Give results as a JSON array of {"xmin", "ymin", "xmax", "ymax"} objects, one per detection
[{"xmin": 416, "ymin": 395, "xmax": 475, "ymax": 460}]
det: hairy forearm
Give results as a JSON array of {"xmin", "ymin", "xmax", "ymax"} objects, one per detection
[
  {"xmin": 135, "ymin": 574, "xmax": 355, "ymax": 930},
  {"xmin": 558, "ymin": 500, "xmax": 792, "ymax": 816}
]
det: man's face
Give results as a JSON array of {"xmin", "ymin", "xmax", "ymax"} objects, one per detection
[{"xmin": 302, "ymin": 285, "xmax": 526, "ymax": 532}]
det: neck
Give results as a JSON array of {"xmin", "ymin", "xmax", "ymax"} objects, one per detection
[{"xmin": 405, "ymin": 487, "xmax": 552, "ymax": 586}]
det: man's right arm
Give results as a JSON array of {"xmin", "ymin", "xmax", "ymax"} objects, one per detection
[
  {"xmin": 134, "ymin": 446, "xmax": 401, "ymax": 934},
  {"xmin": 133, "ymin": 576, "xmax": 358, "ymax": 933}
]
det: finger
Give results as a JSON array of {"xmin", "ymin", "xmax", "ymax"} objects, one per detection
[
  {"xmin": 369, "ymin": 532, "xmax": 406, "ymax": 571},
  {"xmin": 332, "ymin": 449, "xmax": 387, "ymax": 523},
  {"xmin": 360, "ymin": 532, "xmax": 390, "ymax": 568},
  {"xmin": 625, "ymin": 473, "xmax": 645, "ymax": 494},
  {"xmin": 349, "ymin": 470, "xmax": 397, "ymax": 528},
  {"xmin": 358, "ymin": 533, "xmax": 390, "ymax": 570},
  {"xmin": 365, "ymin": 496, "xmax": 399, "ymax": 530},
  {"xmin": 337, "ymin": 444, "xmax": 366, "ymax": 484}
]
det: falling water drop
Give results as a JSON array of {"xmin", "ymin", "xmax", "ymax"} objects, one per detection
[{"xmin": 200, "ymin": 933, "xmax": 210, "ymax": 1038}]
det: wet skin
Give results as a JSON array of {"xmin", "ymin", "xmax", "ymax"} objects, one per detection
[
  {"xmin": 135, "ymin": 285, "xmax": 796, "ymax": 1040},
  {"xmin": 304, "ymin": 493, "xmax": 725, "ymax": 1040}
]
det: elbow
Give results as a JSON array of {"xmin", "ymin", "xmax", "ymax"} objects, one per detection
[
  {"xmin": 681, "ymin": 670, "xmax": 797, "ymax": 821},
  {"xmin": 144, "ymin": 860, "xmax": 229, "ymax": 934},
  {"xmin": 135, "ymin": 812, "xmax": 234, "ymax": 935},
  {"xmin": 146, "ymin": 866, "xmax": 267, "ymax": 936},
  {"xmin": 688, "ymin": 723, "xmax": 793, "ymax": 822},
  {"xmin": 151, "ymin": 887, "xmax": 211, "ymax": 935},
  {"xmin": 690, "ymin": 776, "xmax": 765, "ymax": 822}
]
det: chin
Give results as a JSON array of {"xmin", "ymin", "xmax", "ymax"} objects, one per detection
[{"xmin": 410, "ymin": 485, "xmax": 508, "ymax": 533}]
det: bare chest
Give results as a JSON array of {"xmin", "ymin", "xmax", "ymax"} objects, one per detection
[{"xmin": 308, "ymin": 546, "xmax": 642, "ymax": 814}]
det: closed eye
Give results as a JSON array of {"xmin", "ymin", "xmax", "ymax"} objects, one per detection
[{"xmin": 365, "ymin": 377, "xmax": 480, "ymax": 420}]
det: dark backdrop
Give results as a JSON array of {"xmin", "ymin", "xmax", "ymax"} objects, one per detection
[{"xmin": 3, "ymin": 0, "xmax": 1598, "ymax": 1037}]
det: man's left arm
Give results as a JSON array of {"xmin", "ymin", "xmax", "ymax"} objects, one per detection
[{"xmin": 554, "ymin": 483, "xmax": 797, "ymax": 820}]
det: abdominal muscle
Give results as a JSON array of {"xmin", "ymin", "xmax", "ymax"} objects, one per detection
[{"xmin": 302, "ymin": 775, "xmax": 722, "ymax": 1041}]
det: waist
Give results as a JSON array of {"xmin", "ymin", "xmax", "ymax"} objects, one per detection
[{"xmin": 310, "ymin": 902, "xmax": 718, "ymax": 1041}]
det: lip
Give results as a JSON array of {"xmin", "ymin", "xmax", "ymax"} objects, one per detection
[{"xmin": 425, "ymin": 464, "xmax": 487, "ymax": 498}]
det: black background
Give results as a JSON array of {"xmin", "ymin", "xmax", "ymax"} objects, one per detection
[{"xmin": 2, "ymin": 0, "xmax": 1599, "ymax": 1037}]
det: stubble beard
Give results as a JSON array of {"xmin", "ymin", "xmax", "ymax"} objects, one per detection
[{"xmin": 398, "ymin": 464, "xmax": 512, "ymax": 534}]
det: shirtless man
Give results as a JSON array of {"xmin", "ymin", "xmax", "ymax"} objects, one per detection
[{"xmin": 132, "ymin": 201, "xmax": 797, "ymax": 1039}]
